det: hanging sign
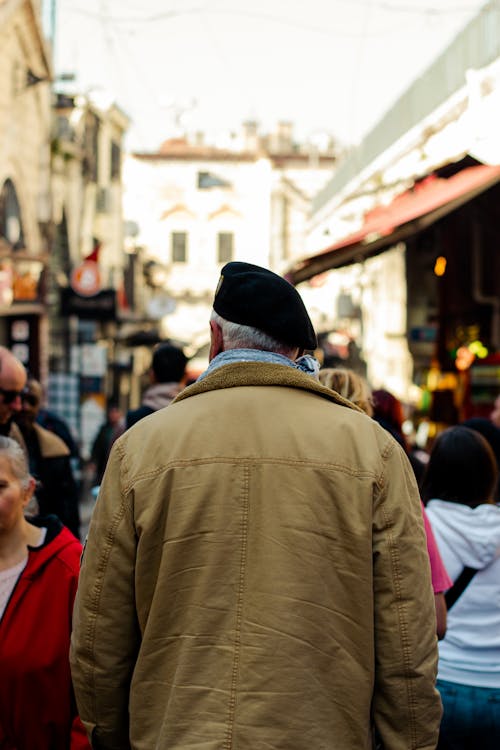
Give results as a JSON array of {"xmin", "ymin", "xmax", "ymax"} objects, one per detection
[
  {"xmin": 61, "ymin": 287, "xmax": 116, "ymax": 320},
  {"xmin": 70, "ymin": 260, "xmax": 101, "ymax": 297}
]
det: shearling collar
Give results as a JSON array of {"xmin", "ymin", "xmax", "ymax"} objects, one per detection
[
  {"xmin": 33, "ymin": 423, "xmax": 70, "ymax": 459},
  {"xmin": 173, "ymin": 361, "xmax": 361, "ymax": 412}
]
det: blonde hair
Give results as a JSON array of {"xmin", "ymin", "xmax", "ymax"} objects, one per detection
[{"xmin": 319, "ymin": 368, "xmax": 373, "ymax": 416}]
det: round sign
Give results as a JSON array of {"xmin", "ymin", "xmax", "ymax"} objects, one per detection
[{"xmin": 71, "ymin": 260, "xmax": 101, "ymax": 297}]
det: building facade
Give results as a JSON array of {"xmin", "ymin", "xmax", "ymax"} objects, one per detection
[
  {"xmin": 49, "ymin": 91, "xmax": 130, "ymax": 456},
  {"xmin": 123, "ymin": 123, "xmax": 337, "ymax": 373},
  {"xmin": 0, "ymin": 0, "xmax": 52, "ymax": 377}
]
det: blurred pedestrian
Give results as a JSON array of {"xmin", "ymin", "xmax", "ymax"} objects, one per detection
[
  {"xmin": 14, "ymin": 378, "xmax": 81, "ymax": 539},
  {"xmin": 0, "ymin": 346, "xmax": 27, "ymax": 450},
  {"xmin": 89, "ymin": 400, "xmax": 124, "ymax": 485},
  {"xmin": 37, "ymin": 404, "xmax": 82, "ymax": 475},
  {"xmin": 490, "ymin": 394, "xmax": 500, "ymax": 428},
  {"xmin": 462, "ymin": 416, "xmax": 500, "ymax": 501},
  {"xmin": 37, "ymin": 405, "xmax": 80, "ymax": 460},
  {"xmin": 318, "ymin": 366, "xmax": 373, "ymax": 415},
  {"xmin": 125, "ymin": 343, "xmax": 188, "ymax": 429},
  {"xmin": 0, "ymin": 436, "xmax": 89, "ymax": 749},
  {"xmin": 72, "ymin": 262, "xmax": 441, "ymax": 749},
  {"xmin": 372, "ymin": 387, "xmax": 430, "ymax": 489},
  {"xmin": 372, "ymin": 387, "xmax": 408, "ymax": 450},
  {"xmin": 320, "ymin": 366, "xmax": 451, "ymax": 639},
  {"xmin": 423, "ymin": 425, "xmax": 500, "ymax": 750}
]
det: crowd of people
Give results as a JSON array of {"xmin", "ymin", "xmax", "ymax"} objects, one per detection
[{"xmin": 0, "ymin": 261, "xmax": 499, "ymax": 749}]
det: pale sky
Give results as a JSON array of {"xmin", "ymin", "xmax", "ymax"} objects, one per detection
[{"xmin": 53, "ymin": 0, "xmax": 490, "ymax": 151}]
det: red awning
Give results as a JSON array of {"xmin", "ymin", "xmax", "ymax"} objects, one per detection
[{"xmin": 287, "ymin": 162, "xmax": 500, "ymax": 284}]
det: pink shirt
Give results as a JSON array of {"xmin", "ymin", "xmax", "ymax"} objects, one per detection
[{"xmin": 421, "ymin": 502, "xmax": 453, "ymax": 594}]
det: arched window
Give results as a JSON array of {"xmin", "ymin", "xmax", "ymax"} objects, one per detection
[{"xmin": 0, "ymin": 179, "xmax": 25, "ymax": 249}]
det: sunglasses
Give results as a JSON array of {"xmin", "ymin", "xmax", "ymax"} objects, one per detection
[
  {"xmin": 0, "ymin": 387, "xmax": 23, "ymax": 404},
  {"xmin": 21, "ymin": 393, "xmax": 39, "ymax": 407}
]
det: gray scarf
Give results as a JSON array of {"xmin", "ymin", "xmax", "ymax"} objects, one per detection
[{"xmin": 197, "ymin": 349, "xmax": 320, "ymax": 381}]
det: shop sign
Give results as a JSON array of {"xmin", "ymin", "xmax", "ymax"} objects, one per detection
[
  {"xmin": 70, "ymin": 260, "xmax": 101, "ymax": 297},
  {"xmin": 80, "ymin": 344, "xmax": 107, "ymax": 377},
  {"xmin": 61, "ymin": 287, "xmax": 116, "ymax": 320},
  {"xmin": 0, "ymin": 259, "xmax": 44, "ymax": 306}
]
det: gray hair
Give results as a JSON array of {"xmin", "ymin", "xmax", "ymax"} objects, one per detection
[
  {"xmin": 0, "ymin": 436, "xmax": 38, "ymax": 516},
  {"xmin": 0, "ymin": 436, "xmax": 30, "ymax": 487},
  {"xmin": 210, "ymin": 310, "xmax": 297, "ymax": 358}
]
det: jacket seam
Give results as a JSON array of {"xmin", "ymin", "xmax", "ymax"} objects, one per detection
[
  {"xmin": 380, "ymin": 499, "xmax": 418, "ymax": 747},
  {"xmin": 224, "ymin": 464, "xmax": 250, "ymax": 750},
  {"xmin": 121, "ymin": 457, "xmax": 379, "ymax": 491},
  {"xmin": 85, "ymin": 458, "xmax": 129, "ymax": 726}
]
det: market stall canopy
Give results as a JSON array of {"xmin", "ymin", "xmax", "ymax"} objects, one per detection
[{"xmin": 287, "ymin": 162, "xmax": 500, "ymax": 285}]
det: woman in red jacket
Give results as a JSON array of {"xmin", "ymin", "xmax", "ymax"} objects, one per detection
[{"xmin": 0, "ymin": 436, "xmax": 89, "ymax": 749}]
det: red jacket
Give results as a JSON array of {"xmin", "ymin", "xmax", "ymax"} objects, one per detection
[{"xmin": 0, "ymin": 517, "xmax": 90, "ymax": 750}]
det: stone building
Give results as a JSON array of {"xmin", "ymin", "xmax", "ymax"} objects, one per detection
[
  {"xmin": 123, "ymin": 122, "xmax": 337, "ymax": 377},
  {"xmin": 48, "ymin": 91, "xmax": 130, "ymax": 455},
  {"xmin": 0, "ymin": 0, "xmax": 52, "ymax": 377}
]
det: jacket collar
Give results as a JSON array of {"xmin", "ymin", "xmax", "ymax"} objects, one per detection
[
  {"xmin": 33, "ymin": 423, "xmax": 70, "ymax": 459},
  {"xmin": 174, "ymin": 361, "xmax": 361, "ymax": 413}
]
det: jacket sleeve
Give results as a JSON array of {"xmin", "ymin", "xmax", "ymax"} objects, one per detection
[
  {"xmin": 70, "ymin": 439, "xmax": 139, "ymax": 750},
  {"xmin": 372, "ymin": 440, "xmax": 442, "ymax": 750}
]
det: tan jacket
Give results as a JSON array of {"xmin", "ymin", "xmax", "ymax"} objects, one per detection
[{"xmin": 71, "ymin": 363, "xmax": 441, "ymax": 750}]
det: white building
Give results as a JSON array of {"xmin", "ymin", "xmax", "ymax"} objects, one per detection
[{"xmin": 123, "ymin": 124, "xmax": 338, "ymax": 359}]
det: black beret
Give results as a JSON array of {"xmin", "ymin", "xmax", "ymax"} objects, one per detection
[{"xmin": 213, "ymin": 261, "xmax": 317, "ymax": 350}]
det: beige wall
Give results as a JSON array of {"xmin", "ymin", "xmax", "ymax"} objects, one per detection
[
  {"xmin": 0, "ymin": 0, "xmax": 51, "ymax": 255},
  {"xmin": 51, "ymin": 100, "xmax": 129, "ymax": 285}
]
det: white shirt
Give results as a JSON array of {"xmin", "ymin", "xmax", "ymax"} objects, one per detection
[{"xmin": 426, "ymin": 499, "xmax": 500, "ymax": 688}]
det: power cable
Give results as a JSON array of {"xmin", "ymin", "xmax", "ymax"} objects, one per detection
[
  {"xmin": 64, "ymin": 4, "xmax": 422, "ymax": 38},
  {"xmin": 65, "ymin": 0, "xmax": 496, "ymax": 26}
]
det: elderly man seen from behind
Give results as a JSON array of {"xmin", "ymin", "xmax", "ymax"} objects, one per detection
[{"xmin": 71, "ymin": 261, "xmax": 441, "ymax": 750}]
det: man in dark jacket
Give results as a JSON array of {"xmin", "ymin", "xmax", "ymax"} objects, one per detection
[
  {"xmin": 14, "ymin": 378, "xmax": 81, "ymax": 538},
  {"xmin": 126, "ymin": 343, "xmax": 188, "ymax": 429},
  {"xmin": 90, "ymin": 401, "xmax": 124, "ymax": 484}
]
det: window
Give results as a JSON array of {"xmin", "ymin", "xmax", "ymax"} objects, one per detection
[
  {"xmin": 217, "ymin": 232, "xmax": 234, "ymax": 263},
  {"xmin": 198, "ymin": 171, "xmax": 230, "ymax": 189},
  {"xmin": 171, "ymin": 232, "xmax": 187, "ymax": 263},
  {"xmin": 0, "ymin": 179, "xmax": 24, "ymax": 248},
  {"xmin": 110, "ymin": 141, "xmax": 121, "ymax": 180}
]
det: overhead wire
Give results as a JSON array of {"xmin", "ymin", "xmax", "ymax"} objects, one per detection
[
  {"xmin": 348, "ymin": 0, "xmax": 374, "ymax": 150},
  {"xmin": 65, "ymin": 0, "xmax": 492, "ymax": 18},
  {"xmin": 58, "ymin": 0, "xmax": 493, "ymax": 150},
  {"xmin": 100, "ymin": 22, "xmax": 171, "ymax": 148},
  {"xmin": 65, "ymin": 1, "xmax": 493, "ymax": 31}
]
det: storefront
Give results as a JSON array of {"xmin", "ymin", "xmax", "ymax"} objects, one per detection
[{"xmin": 287, "ymin": 157, "xmax": 500, "ymax": 430}]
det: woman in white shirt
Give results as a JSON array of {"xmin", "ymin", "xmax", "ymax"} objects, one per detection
[{"xmin": 424, "ymin": 425, "xmax": 500, "ymax": 750}]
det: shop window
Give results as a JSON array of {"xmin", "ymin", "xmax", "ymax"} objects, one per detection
[
  {"xmin": 217, "ymin": 232, "xmax": 234, "ymax": 264},
  {"xmin": 172, "ymin": 232, "xmax": 187, "ymax": 263}
]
